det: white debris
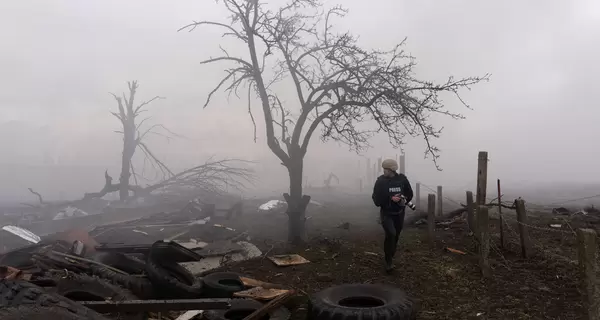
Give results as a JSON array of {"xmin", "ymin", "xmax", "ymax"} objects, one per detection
[
  {"xmin": 549, "ymin": 224, "xmax": 562, "ymax": 228},
  {"xmin": 181, "ymin": 241, "xmax": 262, "ymax": 275},
  {"xmin": 175, "ymin": 310, "xmax": 203, "ymax": 320},
  {"xmin": 175, "ymin": 240, "xmax": 208, "ymax": 250},
  {"xmin": 258, "ymin": 200, "xmax": 286, "ymax": 211},
  {"xmin": 189, "ymin": 217, "xmax": 211, "ymax": 225},
  {"xmin": 53, "ymin": 206, "xmax": 90, "ymax": 220},
  {"xmin": 1, "ymin": 225, "xmax": 41, "ymax": 244}
]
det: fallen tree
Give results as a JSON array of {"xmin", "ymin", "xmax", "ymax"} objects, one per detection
[{"xmin": 82, "ymin": 158, "xmax": 255, "ymax": 200}]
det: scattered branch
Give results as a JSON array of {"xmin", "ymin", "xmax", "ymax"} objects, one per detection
[{"xmin": 27, "ymin": 188, "xmax": 44, "ymax": 205}]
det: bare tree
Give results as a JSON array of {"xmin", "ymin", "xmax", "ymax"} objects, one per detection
[
  {"xmin": 109, "ymin": 81, "xmax": 171, "ymax": 201},
  {"xmin": 181, "ymin": 0, "xmax": 489, "ymax": 243}
]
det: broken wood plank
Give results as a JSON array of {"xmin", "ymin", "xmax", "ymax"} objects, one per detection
[
  {"xmin": 268, "ymin": 254, "xmax": 310, "ymax": 266},
  {"xmin": 242, "ymin": 290, "xmax": 295, "ymax": 320},
  {"xmin": 239, "ymin": 277, "xmax": 285, "ymax": 289},
  {"xmin": 234, "ymin": 287, "xmax": 290, "ymax": 301},
  {"xmin": 80, "ymin": 298, "xmax": 230, "ymax": 313}
]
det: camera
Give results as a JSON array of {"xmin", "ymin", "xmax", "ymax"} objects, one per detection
[
  {"xmin": 405, "ymin": 201, "xmax": 416, "ymax": 211},
  {"xmin": 396, "ymin": 194, "xmax": 416, "ymax": 210}
]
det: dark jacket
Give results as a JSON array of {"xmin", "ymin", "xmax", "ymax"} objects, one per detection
[{"xmin": 372, "ymin": 173, "xmax": 413, "ymax": 215}]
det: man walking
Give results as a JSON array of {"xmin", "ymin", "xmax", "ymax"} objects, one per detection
[{"xmin": 372, "ymin": 158, "xmax": 414, "ymax": 272}]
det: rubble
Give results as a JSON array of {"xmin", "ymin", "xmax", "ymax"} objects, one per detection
[{"xmin": 0, "ymin": 201, "xmax": 292, "ymax": 320}]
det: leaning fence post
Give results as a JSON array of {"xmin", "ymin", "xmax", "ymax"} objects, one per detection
[
  {"xmin": 577, "ymin": 228, "xmax": 599, "ymax": 320},
  {"xmin": 514, "ymin": 199, "xmax": 532, "ymax": 258},
  {"xmin": 466, "ymin": 191, "xmax": 475, "ymax": 234},
  {"xmin": 437, "ymin": 185, "xmax": 443, "ymax": 217},
  {"xmin": 478, "ymin": 205, "xmax": 490, "ymax": 278},
  {"xmin": 427, "ymin": 194, "xmax": 436, "ymax": 246}
]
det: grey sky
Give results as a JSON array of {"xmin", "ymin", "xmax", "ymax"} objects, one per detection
[{"xmin": 0, "ymin": 0, "xmax": 598, "ymax": 201}]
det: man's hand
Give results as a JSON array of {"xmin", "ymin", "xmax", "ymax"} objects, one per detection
[{"xmin": 391, "ymin": 195, "xmax": 402, "ymax": 203}]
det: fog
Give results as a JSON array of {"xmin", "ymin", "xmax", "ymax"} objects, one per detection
[{"xmin": 0, "ymin": 0, "xmax": 598, "ymax": 203}]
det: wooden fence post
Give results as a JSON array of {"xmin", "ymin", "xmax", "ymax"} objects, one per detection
[
  {"xmin": 437, "ymin": 185, "xmax": 443, "ymax": 216},
  {"xmin": 476, "ymin": 151, "xmax": 488, "ymax": 205},
  {"xmin": 497, "ymin": 179, "xmax": 506, "ymax": 249},
  {"xmin": 427, "ymin": 194, "xmax": 436, "ymax": 246},
  {"xmin": 478, "ymin": 205, "xmax": 490, "ymax": 278},
  {"xmin": 514, "ymin": 199, "xmax": 532, "ymax": 258},
  {"xmin": 466, "ymin": 191, "xmax": 475, "ymax": 234},
  {"xmin": 399, "ymin": 154, "xmax": 406, "ymax": 174},
  {"xmin": 415, "ymin": 183, "xmax": 421, "ymax": 210},
  {"xmin": 577, "ymin": 228, "xmax": 599, "ymax": 320}
]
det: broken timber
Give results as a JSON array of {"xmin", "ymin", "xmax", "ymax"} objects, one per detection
[{"xmin": 80, "ymin": 298, "xmax": 231, "ymax": 313}]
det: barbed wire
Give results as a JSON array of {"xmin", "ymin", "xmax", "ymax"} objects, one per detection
[
  {"xmin": 418, "ymin": 181, "xmax": 598, "ymax": 267},
  {"xmin": 514, "ymin": 194, "xmax": 600, "ymax": 210},
  {"xmin": 503, "ymin": 215, "xmax": 576, "ymax": 235},
  {"xmin": 501, "ymin": 212, "xmax": 578, "ymax": 265},
  {"xmin": 418, "ymin": 180, "xmax": 600, "ymax": 210},
  {"xmin": 419, "ymin": 182, "xmax": 464, "ymax": 207}
]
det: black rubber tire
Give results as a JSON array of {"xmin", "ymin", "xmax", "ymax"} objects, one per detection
[
  {"xmin": 307, "ymin": 284, "xmax": 415, "ymax": 320},
  {"xmin": 145, "ymin": 245, "xmax": 203, "ymax": 298},
  {"xmin": 201, "ymin": 272, "xmax": 245, "ymax": 298},
  {"xmin": 89, "ymin": 264, "xmax": 155, "ymax": 299},
  {"xmin": 0, "ymin": 280, "xmax": 108, "ymax": 320},
  {"xmin": 0, "ymin": 305, "xmax": 111, "ymax": 320},
  {"xmin": 95, "ymin": 252, "xmax": 147, "ymax": 275},
  {"xmin": 203, "ymin": 298, "xmax": 291, "ymax": 320},
  {"xmin": 55, "ymin": 274, "xmax": 144, "ymax": 320}
]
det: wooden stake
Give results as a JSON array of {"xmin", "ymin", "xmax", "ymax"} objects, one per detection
[
  {"xmin": 514, "ymin": 199, "xmax": 531, "ymax": 258},
  {"xmin": 478, "ymin": 206, "xmax": 490, "ymax": 278},
  {"xmin": 497, "ymin": 179, "xmax": 506, "ymax": 249},
  {"xmin": 476, "ymin": 151, "xmax": 488, "ymax": 205}
]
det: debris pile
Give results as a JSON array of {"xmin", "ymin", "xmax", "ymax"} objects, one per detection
[{"xmin": 0, "ymin": 204, "xmax": 296, "ymax": 320}]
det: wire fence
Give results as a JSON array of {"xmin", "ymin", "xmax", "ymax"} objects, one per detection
[{"xmin": 417, "ymin": 182, "xmax": 600, "ymax": 271}]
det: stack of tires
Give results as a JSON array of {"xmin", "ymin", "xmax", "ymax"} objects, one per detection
[{"xmin": 0, "ymin": 240, "xmax": 291, "ymax": 319}]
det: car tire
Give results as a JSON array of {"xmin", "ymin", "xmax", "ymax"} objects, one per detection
[
  {"xmin": 307, "ymin": 284, "xmax": 415, "ymax": 320},
  {"xmin": 145, "ymin": 243, "xmax": 203, "ymax": 298},
  {"xmin": 201, "ymin": 272, "xmax": 245, "ymax": 298},
  {"xmin": 0, "ymin": 280, "xmax": 108, "ymax": 320},
  {"xmin": 54, "ymin": 274, "xmax": 144, "ymax": 320}
]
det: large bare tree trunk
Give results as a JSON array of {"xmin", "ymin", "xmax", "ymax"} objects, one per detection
[
  {"xmin": 119, "ymin": 115, "xmax": 136, "ymax": 201},
  {"xmin": 283, "ymin": 158, "xmax": 310, "ymax": 244}
]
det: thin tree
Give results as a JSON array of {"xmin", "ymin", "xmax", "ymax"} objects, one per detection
[
  {"xmin": 181, "ymin": 0, "xmax": 489, "ymax": 243},
  {"xmin": 110, "ymin": 80, "xmax": 171, "ymax": 201}
]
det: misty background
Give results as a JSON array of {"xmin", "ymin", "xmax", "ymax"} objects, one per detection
[{"xmin": 0, "ymin": 0, "xmax": 598, "ymax": 204}]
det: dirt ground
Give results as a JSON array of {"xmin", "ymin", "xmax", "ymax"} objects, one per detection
[{"xmin": 217, "ymin": 196, "xmax": 584, "ymax": 320}]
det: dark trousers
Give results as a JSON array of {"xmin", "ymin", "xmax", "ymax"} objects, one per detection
[{"xmin": 381, "ymin": 211, "xmax": 405, "ymax": 264}]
